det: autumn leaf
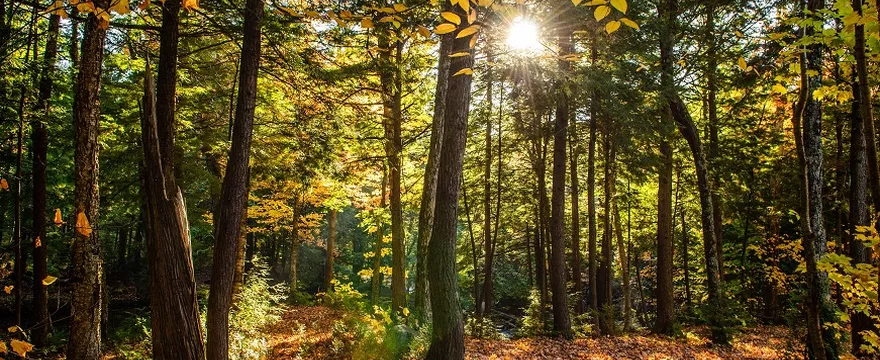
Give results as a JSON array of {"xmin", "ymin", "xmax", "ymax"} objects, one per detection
[
  {"xmin": 182, "ymin": 0, "xmax": 198, "ymax": 11},
  {"xmin": 76, "ymin": 212, "xmax": 92, "ymax": 237},
  {"xmin": 605, "ymin": 20, "xmax": 620, "ymax": 34},
  {"xmin": 54, "ymin": 208, "xmax": 63, "ymax": 226},
  {"xmin": 3, "ymin": 286, "xmax": 12, "ymax": 294},
  {"xmin": 456, "ymin": 25, "xmax": 480, "ymax": 38},
  {"xmin": 0, "ymin": 178, "xmax": 7, "ymax": 190},
  {"xmin": 441, "ymin": 12, "xmax": 461, "ymax": 25},
  {"xmin": 453, "ymin": 67, "xmax": 473, "ymax": 76},
  {"xmin": 392, "ymin": 3, "xmax": 407, "ymax": 12},
  {"xmin": 738, "ymin": 57, "xmax": 748, "ymax": 71},
  {"xmin": 449, "ymin": 52, "xmax": 471, "ymax": 57},
  {"xmin": 77, "ymin": 1, "xmax": 96, "ymax": 14},
  {"xmin": 42, "ymin": 275, "xmax": 58, "ymax": 286},
  {"xmin": 620, "ymin": 17, "xmax": 639, "ymax": 30},
  {"xmin": 45, "ymin": 0, "xmax": 68, "ymax": 18},
  {"xmin": 361, "ymin": 18, "xmax": 374, "ymax": 28},
  {"xmin": 0, "ymin": 341, "xmax": 6, "ymax": 354},
  {"xmin": 138, "ymin": 0, "xmax": 150, "ymax": 10},
  {"xmin": 477, "ymin": 0, "xmax": 492, "ymax": 6},
  {"xmin": 435, "ymin": 23, "xmax": 457, "ymax": 34},
  {"xmin": 110, "ymin": 0, "xmax": 129, "ymax": 14},
  {"xmin": 34, "ymin": 237, "xmax": 41, "ymax": 248},
  {"xmin": 594, "ymin": 5, "xmax": 610, "ymax": 21},
  {"xmin": 417, "ymin": 26, "xmax": 431, "ymax": 38},
  {"xmin": 10, "ymin": 339, "xmax": 33, "ymax": 358},
  {"xmin": 610, "ymin": 0, "xmax": 627, "ymax": 13},
  {"xmin": 572, "ymin": 0, "xmax": 583, "ymax": 5}
]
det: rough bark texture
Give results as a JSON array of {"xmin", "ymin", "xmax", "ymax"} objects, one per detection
[
  {"xmin": 569, "ymin": 109, "xmax": 583, "ymax": 316},
  {"xmin": 69, "ymin": 2, "xmax": 108, "ymax": 357},
  {"xmin": 142, "ymin": 1, "xmax": 207, "ymax": 358},
  {"xmin": 325, "ymin": 209, "xmax": 337, "ymax": 292},
  {"xmin": 848, "ymin": 69, "xmax": 871, "ymax": 355},
  {"xmin": 598, "ymin": 130, "xmax": 615, "ymax": 335},
  {"xmin": 414, "ymin": 33, "xmax": 452, "ymax": 326},
  {"xmin": 853, "ymin": 0, "xmax": 880, "ymax": 214},
  {"xmin": 705, "ymin": 0, "xmax": 724, "ymax": 279},
  {"xmin": 207, "ymin": 0, "xmax": 263, "ymax": 358},
  {"xmin": 549, "ymin": 26, "xmax": 573, "ymax": 339},
  {"xmin": 31, "ymin": 12, "xmax": 59, "ymax": 347},
  {"xmin": 425, "ymin": 11, "xmax": 475, "ymax": 357},
  {"xmin": 653, "ymin": 138, "xmax": 674, "ymax": 335},
  {"xmin": 587, "ymin": 42, "xmax": 599, "ymax": 317}
]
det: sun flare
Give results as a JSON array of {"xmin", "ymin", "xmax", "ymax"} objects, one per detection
[{"xmin": 506, "ymin": 17, "xmax": 542, "ymax": 53}]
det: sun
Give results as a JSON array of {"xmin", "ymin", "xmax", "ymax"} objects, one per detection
[{"xmin": 506, "ymin": 17, "xmax": 542, "ymax": 53}]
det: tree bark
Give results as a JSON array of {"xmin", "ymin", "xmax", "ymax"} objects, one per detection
[
  {"xmin": 69, "ymin": 1, "xmax": 108, "ymax": 357},
  {"xmin": 414, "ymin": 33, "xmax": 452, "ymax": 326},
  {"xmin": 479, "ymin": 68, "xmax": 494, "ymax": 319},
  {"xmin": 614, "ymin": 184, "xmax": 631, "ymax": 331},
  {"xmin": 31, "ymin": 12, "xmax": 60, "ymax": 346},
  {"xmin": 588, "ymin": 41, "xmax": 599, "ymax": 318},
  {"xmin": 598, "ymin": 129, "xmax": 616, "ymax": 335},
  {"xmin": 848, "ymin": 61, "xmax": 871, "ymax": 355},
  {"xmin": 705, "ymin": 0, "xmax": 724, "ymax": 279},
  {"xmin": 206, "ymin": 0, "xmax": 262, "ymax": 357},
  {"xmin": 141, "ymin": 1, "xmax": 207, "ymax": 357},
  {"xmin": 653, "ymin": 138, "xmax": 674, "ymax": 335},
  {"xmin": 325, "ymin": 209, "xmax": 337, "ymax": 292},
  {"xmin": 425, "ymin": 8, "xmax": 475, "ymax": 357},
  {"xmin": 569, "ymin": 108, "xmax": 583, "ymax": 316}
]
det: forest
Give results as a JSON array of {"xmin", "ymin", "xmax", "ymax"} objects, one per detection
[{"xmin": 0, "ymin": 0, "xmax": 879, "ymax": 358}]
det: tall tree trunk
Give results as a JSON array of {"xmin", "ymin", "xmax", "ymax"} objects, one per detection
[
  {"xmin": 613, "ymin": 157, "xmax": 630, "ymax": 332},
  {"xmin": 289, "ymin": 199, "xmax": 302, "ymax": 294},
  {"xmin": 325, "ymin": 209, "xmax": 337, "ymax": 292},
  {"xmin": 232, "ymin": 181, "xmax": 249, "ymax": 297},
  {"xmin": 705, "ymin": 0, "xmax": 724, "ymax": 279},
  {"xmin": 569, "ymin": 104, "xmax": 583, "ymax": 316},
  {"xmin": 206, "ymin": 0, "xmax": 262, "ymax": 357},
  {"xmin": 414, "ymin": 33, "xmax": 452, "ymax": 327},
  {"xmin": 598, "ymin": 129, "xmax": 616, "ymax": 335},
  {"xmin": 853, "ymin": 0, "xmax": 880, "ymax": 214},
  {"xmin": 653, "ymin": 138, "xmax": 674, "ymax": 335},
  {"xmin": 848, "ymin": 64, "xmax": 872, "ymax": 355},
  {"xmin": 681, "ymin": 202, "xmax": 692, "ymax": 314},
  {"xmin": 32, "ymin": 12, "xmax": 60, "ymax": 346},
  {"xmin": 793, "ymin": 0, "xmax": 835, "ymax": 357},
  {"xmin": 371, "ymin": 170, "xmax": 387, "ymax": 307},
  {"xmin": 141, "ymin": 1, "xmax": 207, "ymax": 357},
  {"xmin": 533, "ymin": 123, "xmax": 550, "ymax": 319},
  {"xmin": 69, "ymin": 1, "xmax": 108, "ymax": 356},
  {"xmin": 479, "ymin": 68, "xmax": 494, "ymax": 319},
  {"xmin": 549, "ymin": 24, "xmax": 573, "ymax": 338},
  {"xmin": 587, "ymin": 40, "xmax": 599, "ymax": 320},
  {"xmin": 425, "ymin": 8, "xmax": 476, "ymax": 357}
]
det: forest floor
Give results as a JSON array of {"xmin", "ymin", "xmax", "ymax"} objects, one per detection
[{"xmin": 266, "ymin": 306, "xmax": 804, "ymax": 360}]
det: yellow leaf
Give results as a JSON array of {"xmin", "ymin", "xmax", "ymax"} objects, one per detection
[
  {"xmin": 453, "ymin": 67, "xmax": 473, "ymax": 76},
  {"xmin": 54, "ymin": 208, "xmax": 63, "ymax": 226},
  {"xmin": 97, "ymin": 9, "xmax": 110, "ymax": 29},
  {"xmin": 456, "ymin": 25, "xmax": 479, "ymax": 38},
  {"xmin": 467, "ymin": 9, "xmax": 476, "ymax": 24},
  {"xmin": 449, "ymin": 51, "xmax": 470, "ymax": 57},
  {"xmin": 441, "ymin": 11, "xmax": 461, "ymax": 25},
  {"xmin": 477, "ymin": 0, "xmax": 492, "ymax": 6},
  {"xmin": 610, "ymin": 0, "xmax": 626, "ymax": 13},
  {"xmin": 772, "ymin": 84, "xmax": 787, "ymax": 94},
  {"xmin": 10, "ymin": 340, "xmax": 32, "ymax": 358},
  {"xmin": 379, "ymin": 16, "xmax": 394, "ymax": 23},
  {"xmin": 620, "ymin": 17, "xmax": 639, "ymax": 30},
  {"xmin": 435, "ymin": 23, "xmax": 457, "ymax": 34},
  {"xmin": 76, "ymin": 212, "xmax": 92, "ymax": 237},
  {"xmin": 305, "ymin": 10, "xmax": 319, "ymax": 18},
  {"xmin": 3, "ymin": 286, "xmax": 11, "ymax": 294},
  {"xmin": 459, "ymin": 0, "xmax": 469, "ymax": 13},
  {"xmin": 594, "ymin": 5, "xmax": 610, "ymax": 21},
  {"xmin": 0, "ymin": 178, "xmax": 7, "ymax": 190},
  {"xmin": 469, "ymin": 33, "xmax": 478, "ymax": 48},
  {"xmin": 46, "ymin": 0, "xmax": 68, "ymax": 18},
  {"xmin": 378, "ymin": 7, "xmax": 395, "ymax": 13},
  {"xmin": 605, "ymin": 20, "xmax": 620, "ymax": 34},
  {"xmin": 738, "ymin": 57, "xmax": 747, "ymax": 70},
  {"xmin": 7, "ymin": 326, "xmax": 18, "ymax": 333},
  {"xmin": 572, "ymin": 0, "xmax": 582, "ymax": 5},
  {"xmin": 110, "ymin": 0, "xmax": 129, "ymax": 14},
  {"xmin": 77, "ymin": 1, "xmax": 96, "ymax": 14},
  {"xmin": 340, "ymin": 10, "xmax": 352, "ymax": 19},
  {"xmin": 417, "ymin": 25, "xmax": 431, "ymax": 38},
  {"xmin": 42, "ymin": 275, "xmax": 58, "ymax": 286},
  {"xmin": 361, "ymin": 18, "xmax": 374, "ymax": 28},
  {"xmin": 182, "ymin": 0, "xmax": 198, "ymax": 11},
  {"xmin": 0, "ymin": 341, "xmax": 6, "ymax": 354},
  {"xmin": 585, "ymin": 0, "xmax": 607, "ymax": 6},
  {"xmin": 393, "ymin": 3, "xmax": 407, "ymax": 12},
  {"xmin": 34, "ymin": 237, "xmax": 41, "ymax": 248}
]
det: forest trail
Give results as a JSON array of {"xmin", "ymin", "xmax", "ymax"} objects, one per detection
[{"xmin": 266, "ymin": 306, "xmax": 802, "ymax": 359}]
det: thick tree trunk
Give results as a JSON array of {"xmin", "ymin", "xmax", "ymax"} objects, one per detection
[
  {"xmin": 325, "ymin": 209, "xmax": 337, "ymax": 292},
  {"xmin": 414, "ymin": 33, "xmax": 452, "ymax": 326},
  {"xmin": 31, "ymin": 12, "xmax": 60, "ymax": 347},
  {"xmin": 207, "ymin": 0, "xmax": 262, "ymax": 357},
  {"xmin": 853, "ymin": 0, "xmax": 880, "ymax": 214},
  {"xmin": 141, "ymin": 1, "xmax": 207, "ymax": 358},
  {"xmin": 69, "ymin": 2, "xmax": 109, "ymax": 357},
  {"xmin": 425, "ymin": 10, "xmax": 475, "ymax": 357},
  {"xmin": 532, "ymin": 125, "xmax": 550, "ymax": 319},
  {"xmin": 598, "ymin": 130, "xmax": 616, "ymax": 335},
  {"xmin": 232, "ymin": 187, "xmax": 249, "ymax": 297},
  {"xmin": 653, "ymin": 138, "xmax": 674, "ymax": 335}
]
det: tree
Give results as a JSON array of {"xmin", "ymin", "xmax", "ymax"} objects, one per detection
[
  {"xmin": 141, "ymin": 0, "xmax": 207, "ymax": 358},
  {"xmin": 69, "ymin": 1, "xmax": 109, "ymax": 357},
  {"xmin": 325, "ymin": 209, "xmax": 337, "ymax": 291},
  {"xmin": 206, "ymin": 0, "xmax": 264, "ymax": 357},
  {"xmin": 31, "ymin": 10, "xmax": 60, "ymax": 347},
  {"xmin": 426, "ymin": 3, "xmax": 476, "ymax": 357}
]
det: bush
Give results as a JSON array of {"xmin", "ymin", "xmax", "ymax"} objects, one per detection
[
  {"xmin": 518, "ymin": 289, "xmax": 547, "ymax": 337},
  {"xmin": 465, "ymin": 315, "xmax": 502, "ymax": 339},
  {"xmin": 228, "ymin": 258, "xmax": 285, "ymax": 360}
]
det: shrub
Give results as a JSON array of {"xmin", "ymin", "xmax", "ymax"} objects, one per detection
[{"xmin": 228, "ymin": 258, "xmax": 285, "ymax": 360}]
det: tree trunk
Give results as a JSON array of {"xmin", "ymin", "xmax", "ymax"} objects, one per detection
[
  {"xmin": 613, "ymin": 159, "xmax": 630, "ymax": 332},
  {"xmin": 69, "ymin": 1, "xmax": 108, "ymax": 357},
  {"xmin": 479, "ymin": 69, "xmax": 494, "ymax": 319},
  {"xmin": 371, "ymin": 170, "xmax": 387, "ymax": 307},
  {"xmin": 681, "ymin": 202, "xmax": 692, "ymax": 314},
  {"xmin": 425, "ymin": 9, "xmax": 476, "ymax": 357},
  {"xmin": 587, "ymin": 40, "xmax": 599, "ymax": 319},
  {"xmin": 290, "ymin": 199, "xmax": 303, "ymax": 293},
  {"xmin": 141, "ymin": 1, "xmax": 207, "ymax": 357},
  {"xmin": 233, "ymin": 184, "xmax": 249, "ymax": 297},
  {"xmin": 705, "ymin": 0, "xmax": 724, "ymax": 279},
  {"xmin": 206, "ymin": 0, "xmax": 262, "ymax": 357},
  {"xmin": 569, "ymin": 110, "xmax": 583, "ymax": 315},
  {"xmin": 598, "ymin": 129, "xmax": 616, "ymax": 335},
  {"xmin": 325, "ymin": 209, "xmax": 337, "ymax": 292},
  {"xmin": 414, "ymin": 33, "xmax": 452, "ymax": 326},
  {"xmin": 848, "ymin": 60, "xmax": 872, "ymax": 355},
  {"xmin": 653, "ymin": 138, "xmax": 674, "ymax": 335},
  {"xmin": 31, "ymin": 11, "xmax": 60, "ymax": 347}
]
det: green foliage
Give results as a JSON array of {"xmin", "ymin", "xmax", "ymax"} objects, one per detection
[
  {"xmin": 228, "ymin": 258, "xmax": 285, "ymax": 360},
  {"xmin": 320, "ymin": 280, "xmax": 366, "ymax": 311},
  {"xmin": 465, "ymin": 316, "xmax": 502, "ymax": 340},
  {"xmin": 518, "ymin": 289, "xmax": 547, "ymax": 337}
]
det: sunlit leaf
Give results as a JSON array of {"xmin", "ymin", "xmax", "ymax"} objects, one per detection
[
  {"xmin": 417, "ymin": 25, "xmax": 431, "ymax": 38},
  {"xmin": 76, "ymin": 212, "xmax": 92, "ymax": 237},
  {"xmin": 738, "ymin": 57, "xmax": 748, "ymax": 70},
  {"xmin": 610, "ymin": 0, "xmax": 626, "ymax": 13},
  {"xmin": 393, "ymin": 3, "xmax": 407, "ymax": 12},
  {"xmin": 42, "ymin": 275, "xmax": 58, "ymax": 286},
  {"xmin": 456, "ymin": 25, "xmax": 480, "ymax": 38},
  {"xmin": 441, "ymin": 12, "xmax": 461, "ymax": 25},
  {"xmin": 453, "ymin": 67, "xmax": 473, "ymax": 76},
  {"xmin": 572, "ymin": 0, "xmax": 583, "ymax": 5},
  {"xmin": 0, "ymin": 178, "xmax": 7, "ymax": 190},
  {"xmin": 10, "ymin": 340, "xmax": 32, "ymax": 358},
  {"xmin": 605, "ymin": 20, "xmax": 620, "ymax": 34},
  {"xmin": 620, "ymin": 17, "xmax": 638, "ymax": 29},
  {"xmin": 435, "ymin": 23, "xmax": 457, "ymax": 34},
  {"xmin": 110, "ymin": 0, "xmax": 129, "ymax": 14},
  {"xmin": 54, "ymin": 208, "xmax": 63, "ymax": 226},
  {"xmin": 3, "ymin": 286, "xmax": 11, "ymax": 294},
  {"xmin": 34, "ymin": 237, "xmax": 41, "ymax": 248},
  {"xmin": 182, "ymin": 0, "xmax": 198, "ymax": 11},
  {"xmin": 449, "ymin": 52, "xmax": 471, "ymax": 57},
  {"xmin": 594, "ymin": 5, "xmax": 610, "ymax": 21},
  {"xmin": 361, "ymin": 18, "xmax": 374, "ymax": 28}
]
